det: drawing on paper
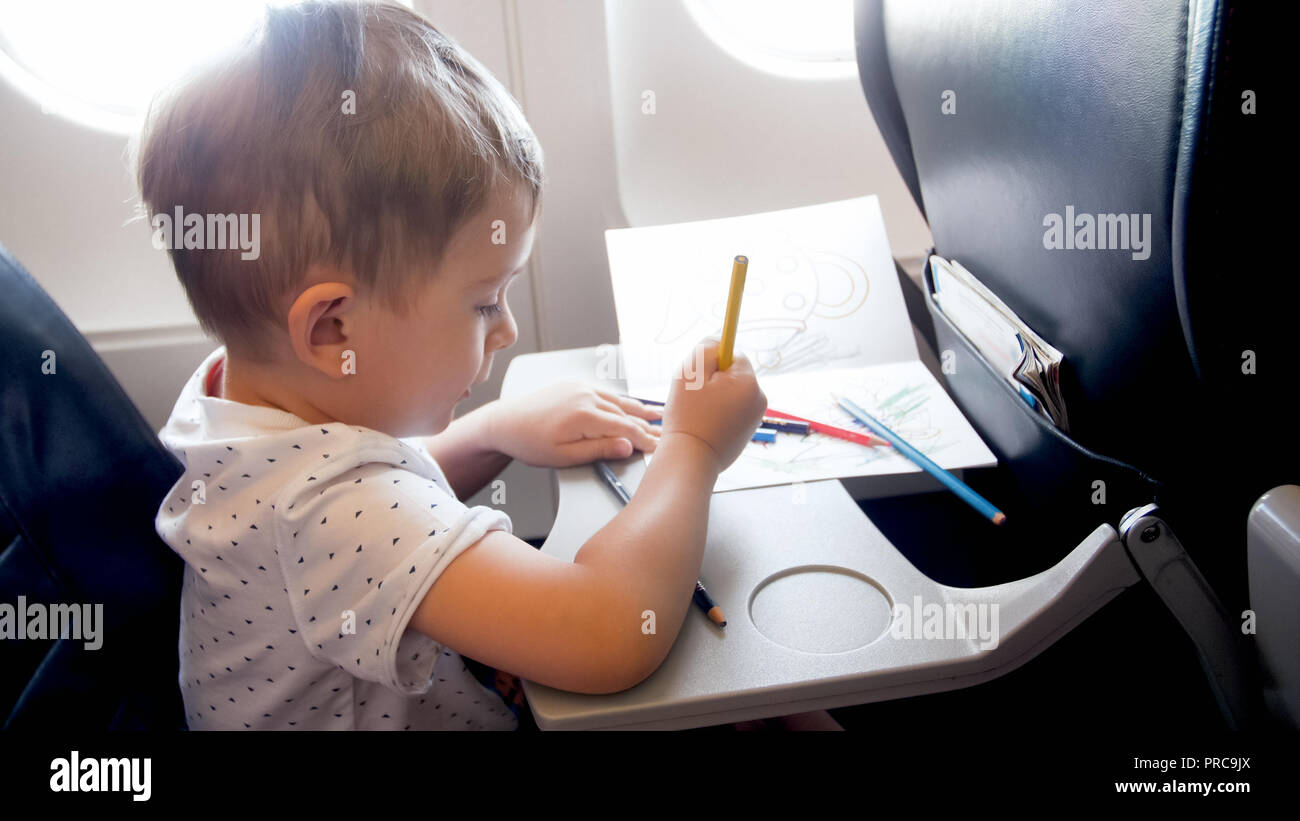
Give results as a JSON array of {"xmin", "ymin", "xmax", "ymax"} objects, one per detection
[
  {"xmin": 650, "ymin": 230, "xmax": 872, "ymax": 378},
  {"xmin": 742, "ymin": 372, "xmax": 951, "ymax": 477}
]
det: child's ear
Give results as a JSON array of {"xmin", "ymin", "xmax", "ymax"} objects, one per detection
[{"xmin": 286, "ymin": 281, "xmax": 358, "ymax": 378}]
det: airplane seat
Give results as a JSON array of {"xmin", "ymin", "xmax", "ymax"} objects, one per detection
[
  {"xmin": 854, "ymin": 0, "xmax": 1295, "ymax": 727},
  {"xmin": 0, "ymin": 242, "xmax": 188, "ymax": 730},
  {"xmin": 1247, "ymin": 485, "xmax": 1300, "ymax": 730}
]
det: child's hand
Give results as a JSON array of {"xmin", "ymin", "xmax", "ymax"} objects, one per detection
[
  {"xmin": 487, "ymin": 382, "xmax": 662, "ymax": 467},
  {"xmin": 660, "ymin": 337, "xmax": 767, "ymax": 473}
]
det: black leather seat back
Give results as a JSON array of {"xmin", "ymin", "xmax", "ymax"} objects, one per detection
[
  {"xmin": 855, "ymin": 0, "xmax": 1289, "ymax": 594},
  {"xmin": 0, "ymin": 243, "xmax": 186, "ymax": 730}
]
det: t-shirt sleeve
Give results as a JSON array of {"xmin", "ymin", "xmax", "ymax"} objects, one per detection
[{"xmin": 272, "ymin": 452, "xmax": 511, "ymax": 696}]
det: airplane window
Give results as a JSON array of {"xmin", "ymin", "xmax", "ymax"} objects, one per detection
[
  {"xmin": 682, "ymin": 0, "xmax": 857, "ymax": 80},
  {"xmin": 0, "ymin": 0, "xmax": 409, "ymax": 134}
]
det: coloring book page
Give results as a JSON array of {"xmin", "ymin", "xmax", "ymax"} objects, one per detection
[
  {"xmin": 641, "ymin": 361, "xmax": 997, "ymax": 492},
  {"xmin": 606, "ymin": 195, "xmax": 918, "ymax": 399},
  {"xmin": 606, "ymin": 195, "xmax": 996, "ymax": 493}
]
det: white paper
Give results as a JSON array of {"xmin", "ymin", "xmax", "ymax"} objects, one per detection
[
  {"xmin": 931, "ymin": 257, "xmax": 1024, "ymax": 380},
  {"xmin": 642, "ymin": 361, "xmax": 997, "ymax": 493},
  {"xmin": 607, "ymin": 195, "xmax": 998, "ymax": 493},
  {"xmin": 606, "ymin": 195, "xmax": 918, "ymax": 398}
]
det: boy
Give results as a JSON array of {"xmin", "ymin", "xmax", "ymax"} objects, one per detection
[{"xmin": 139, "ymin": 0, "xmax": 777, "ymax": 730}]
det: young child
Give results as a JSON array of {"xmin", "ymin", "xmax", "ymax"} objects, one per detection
[{"xmin": 138, "ymin": 0, "xmax": 777, "ymax": 730}]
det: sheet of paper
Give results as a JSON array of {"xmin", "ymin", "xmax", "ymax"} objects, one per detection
[
  {"xmin": 642, "ymin": 361, "xmax": 998, "ymax": 493},
  {"xmin": 931, "ymin": 257, "xmax": 1024, "ymax": 379},
  {"xmin": 606, "ymin": 195, "xmax": 918, "ymax": 398}
]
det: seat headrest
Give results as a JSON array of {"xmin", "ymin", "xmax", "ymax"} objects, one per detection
[{"xmin": 853, "ymin": 0, "xmax": 1280, "ymax": 487}]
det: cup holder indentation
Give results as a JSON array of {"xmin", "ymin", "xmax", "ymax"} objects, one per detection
[{"xmin": 748, "ymin": 565, "xmax": 893, "ymax": 653}]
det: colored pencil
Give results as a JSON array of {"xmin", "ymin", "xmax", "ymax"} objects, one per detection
[
  {"xmin": 693, "ymin": 581, "xmax": 726, "ymax": 627},
  {"xmin": 760, "ymin": 416, "xmax": 810, "ymax": 435},
  {"xmin": 630, "ymin": 396, "xmax": 886, "ymax": 446},
  {"xmin": 648, "ymin": 417, "xmax": 779, "ymax": 443},
  {"xmin": 833, "ymin": 393, "xmax": 1006, "ymax": 525},
  {"xmin": 763, "ymin": 407, "xmax": 889, "ymax": 448},
  {"xmin": 717, "ymin": 255, "xmax": 748, "ymax": 370},
  {"xmin": 592, "ymin": 460, "xmax": 728, "ymax": 627}
]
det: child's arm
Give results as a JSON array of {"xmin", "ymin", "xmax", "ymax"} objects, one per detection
[
  {"xmin": 410, "ymin": 342, "xmax": 767, "ymax": 694},
  {"xmin": 419, "ymin": 405, "xmax": 510, "ymax": 500},
  {"xmin": 411, "ymin": 430, "xmax": 720, "ymax": 693}
]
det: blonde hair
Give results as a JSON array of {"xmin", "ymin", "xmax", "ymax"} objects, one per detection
[{"xmin": 133, "ymin": 0, "xmax": 543, "ymax": 360}]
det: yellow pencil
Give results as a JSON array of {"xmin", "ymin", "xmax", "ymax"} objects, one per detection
[{"xmin": 718, "ymin": 254, "xmax": 748, "ymax": 370}]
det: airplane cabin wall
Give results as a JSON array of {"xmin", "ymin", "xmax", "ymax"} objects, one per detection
[{"xmin": 0, "ymin": 0, "xmax": 930, "ymax": 540}]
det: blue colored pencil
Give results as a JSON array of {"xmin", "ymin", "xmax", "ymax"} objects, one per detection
[
  {"xmin": 833, "ymin": 393, "xmax": 1006, "ymax": 525},
  {"xmin": 647, "ymin": 417, "xmax": 775, "ymax": 443}
]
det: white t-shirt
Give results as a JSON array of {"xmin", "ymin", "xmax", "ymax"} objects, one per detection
[{"xmin": 154, "ymin": 346, "xmax": 519, "ymax": 730}]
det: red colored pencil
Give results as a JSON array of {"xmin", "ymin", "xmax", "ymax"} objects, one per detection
[
  {"xmin": 764, "ymin": 407, "xmax": 890, "ymax": 448},
  {"xmin": 629, "ymin": 394, "xmax": 889, "ymax": 448}
]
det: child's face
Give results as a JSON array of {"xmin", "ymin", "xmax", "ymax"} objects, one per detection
[{"xmin": 350, "ymin": 182, "xmax": 534, "ymax": 437}]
